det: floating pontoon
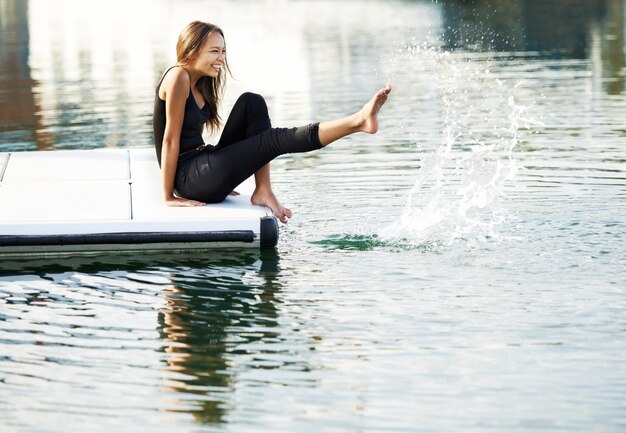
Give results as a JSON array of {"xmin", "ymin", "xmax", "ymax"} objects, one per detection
[{"xmin": 0, "ymin": 148, "xmax": 278, "ymax": 257}]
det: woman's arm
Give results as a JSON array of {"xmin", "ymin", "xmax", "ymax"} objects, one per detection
[{"xmin": 160, "ymin": 68, "xmax": 205, "ymax": 206}]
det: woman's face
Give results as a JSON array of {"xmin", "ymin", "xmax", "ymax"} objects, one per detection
[{"xmin": 191, "ymin": 31, "xmax": 226, "ymax": 78}]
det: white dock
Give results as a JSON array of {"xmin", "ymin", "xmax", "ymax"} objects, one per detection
[{"xmin": 0, "ymin": 148, "xmax": 278, "ymax": 256}]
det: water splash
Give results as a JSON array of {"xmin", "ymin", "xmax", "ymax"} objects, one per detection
[{"xmin": 379, "ymin": 45, "xmax": 541, "ymax": 248}]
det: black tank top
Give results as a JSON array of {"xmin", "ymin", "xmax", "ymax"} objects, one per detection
[{"xmin": 153, "ymin": 66, "xmax": 211, "ymax": 166}]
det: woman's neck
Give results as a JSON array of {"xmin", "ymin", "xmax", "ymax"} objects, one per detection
[{"xmin": 179, "ymin": 64, "xmax": 201, "ymax": 89}]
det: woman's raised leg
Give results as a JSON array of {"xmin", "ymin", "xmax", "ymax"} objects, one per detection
[
  {"xmin": 177, "ymin": 85, "xmax": 392, "ymax": 223},
  {"xmin": 252, "ymin": 84, "xmax": 392, "ymax": 222},
  {"xmin": 317, "ymin": 84, "xmax": 392, "ymax": 146}
]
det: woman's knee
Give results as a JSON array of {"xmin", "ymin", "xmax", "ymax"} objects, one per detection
[
  {"xmin": 239, "ymin": 92, "xmax": 267, "ymax": 111},
  {"xmin": 237, "ymin": 92, "xmax": 271, "ymax": 134}
]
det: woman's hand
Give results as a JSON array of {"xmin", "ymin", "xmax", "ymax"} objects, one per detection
[
  {"xmin": 165, "ymin": 197, "xmax": 205, "ymax": 207},
  {"xmin": 229, "ymin": 190, "xmax": 240, "ymax": 196}
]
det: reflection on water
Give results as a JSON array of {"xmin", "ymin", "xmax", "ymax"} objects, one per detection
[
  {"xmin": 0, "ymin": 0, "xmax": 171, "ymax": 150},
  {"xmin": 158, "ymin": 251, "xmax": 285, "ymax": 425},
  {"xmin": 440, "ymin": 0, "xmax": 625, "ymax": 94},
  {"xmin": 0, "ymin": 0, "xmax": 624, "ymax": 150},
  {"xmin": 441, "ymin": 0, "xmax": 605, "ymax": 57},
  {"xmin": 0, "ymin": 0, "xmax": 51, "ymax": 149},
  {"xmin": 0, "ymin": 250, "xmax": 291, "ymax": 427},
  {"xmin": 595, "ymin": 0, "xmax": 626, "ymax": 94}
]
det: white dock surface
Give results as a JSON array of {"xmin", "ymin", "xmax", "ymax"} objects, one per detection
[{"xmin": 0, "ymin": 148, "xmax": 276, "ymax": 254}]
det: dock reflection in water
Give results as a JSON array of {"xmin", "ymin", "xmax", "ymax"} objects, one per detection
[
  {"xmin": 0, "ymin": 250, "xmax": 297, "ymax": 427},
  {"xmin": 157, "ymin": 250, "xmax": 293, "ymax": 425}
]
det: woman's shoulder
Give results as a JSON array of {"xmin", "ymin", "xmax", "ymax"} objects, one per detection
[
  {"xmin": 159, "ymin": 66, "xmax": 190, "ymax": 99},
  {"xmin": 162, "ymin": 66, "xmax": 190, "ymax": 86}
]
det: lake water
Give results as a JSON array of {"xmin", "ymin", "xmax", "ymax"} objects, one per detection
[{"xmin": 1, "ymin": 0, "xmax": 625, "ymax": 431}]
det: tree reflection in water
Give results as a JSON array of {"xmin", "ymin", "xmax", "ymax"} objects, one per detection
[{"xmin": 438, "ymin": 0, "xmax": 624, "ymax": 94}]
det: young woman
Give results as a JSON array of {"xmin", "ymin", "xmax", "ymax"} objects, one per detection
[{"xmin": 153, "ymin": 21, "xmax": 391, "ymax": 223}]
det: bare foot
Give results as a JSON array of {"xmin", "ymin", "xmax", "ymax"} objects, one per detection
[
  {"xmin": 251, "ymin": 188, "xmax": 293, "ymax": 223},
  {"xmin": 359, "ymin": 84, "xmax": 392, "ymax": 134}
]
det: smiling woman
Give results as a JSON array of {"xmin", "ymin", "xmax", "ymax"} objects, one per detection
[{"xmin": 152, "ymin": 21, "xmax": 392, "ymax": 223}]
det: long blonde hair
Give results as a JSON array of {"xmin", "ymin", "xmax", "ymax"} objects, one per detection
[{"xmin": 176, "ymin": 21, "xmax": 230, "ymax": 133}]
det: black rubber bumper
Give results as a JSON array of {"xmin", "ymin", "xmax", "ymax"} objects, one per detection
[
  {"xmin": 0, "ymin": 231, "xmax": 256, "ymax": 246},
  {"xmin": 260, "ymin": 216, "xmax": 279, "ymax": 249},
  {"xmin": 0, "ymin": 218, "xmax": 279, "ymax": 250}
]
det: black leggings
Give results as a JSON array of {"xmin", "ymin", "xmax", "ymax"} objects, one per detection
[{"xmin": 175, "ymin": 92, "xmax": 322, "ymax": 203}]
